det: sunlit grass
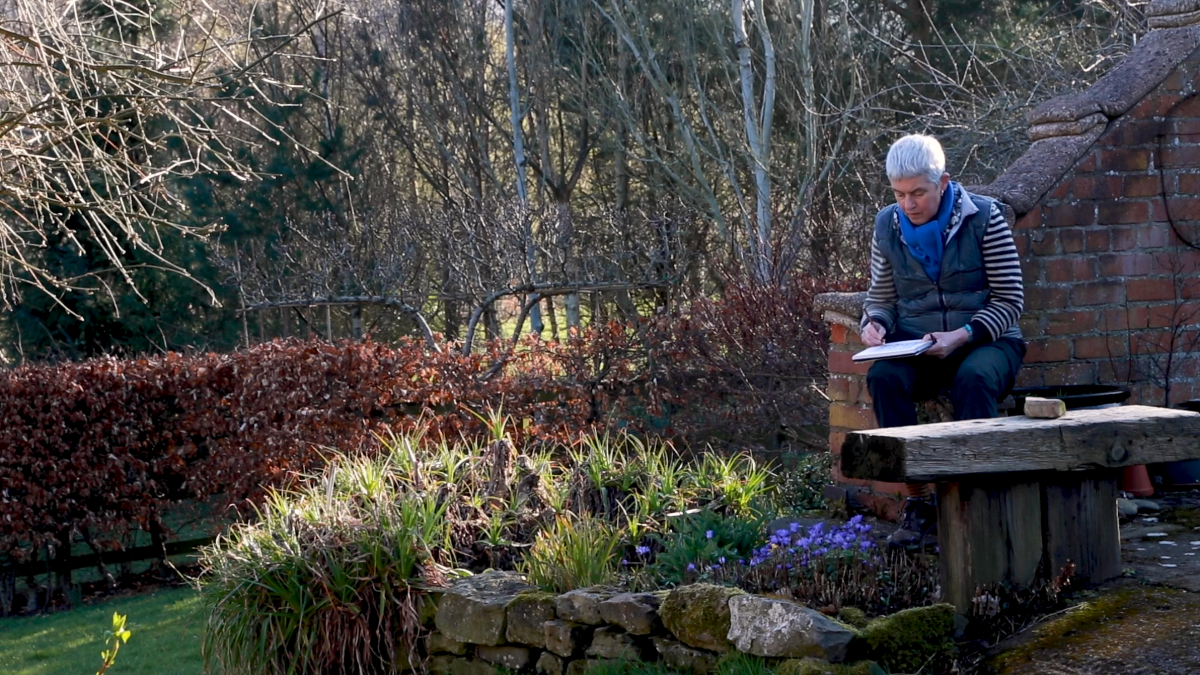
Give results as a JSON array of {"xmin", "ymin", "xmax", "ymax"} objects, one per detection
[{"xmin": 0, "ymin": 586, "xmax": 203, "ymax": 675}]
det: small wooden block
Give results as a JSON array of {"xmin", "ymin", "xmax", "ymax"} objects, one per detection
[{"xmin": 1024, "ymin": 397, "xmax": 1067, "ymax": 419}]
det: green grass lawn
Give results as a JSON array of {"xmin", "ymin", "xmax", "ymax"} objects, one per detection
[{"xmin": 0, "ymin": 586, "xmax": 204, "ymax": 675}]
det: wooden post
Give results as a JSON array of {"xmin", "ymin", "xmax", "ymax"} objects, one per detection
[
  {"xmin": 937, "ymin": 477, "xmax": 1043, "ymax": 613},
  {"xmin": 1041, "ymin": 470, "xmax": 1121, "ymax": 586}
]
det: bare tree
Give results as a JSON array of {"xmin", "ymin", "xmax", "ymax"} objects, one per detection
[{"xmin": 0, "ymin": 0, "xmax": 331, "ymax": 309}]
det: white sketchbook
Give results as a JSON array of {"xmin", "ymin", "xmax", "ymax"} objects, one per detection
[{"xmin": 851, "ymin": 339, "xmax": 934, "ymax": 362}]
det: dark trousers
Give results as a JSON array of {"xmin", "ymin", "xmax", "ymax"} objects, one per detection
[{"xmin": 867, "ymin": 337, "xmax": 1026, "ymax": 428}]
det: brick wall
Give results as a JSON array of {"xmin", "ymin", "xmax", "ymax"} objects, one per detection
[
  {"xmin": 816, "ymin": 36, "xmax": 1200, "ymax": 519},
  {"xmin": 823, "ymin": 315, "xmax": 905, "ymax": 520},
  {"xmin": 1014, "ymin": 49, "xmax": 1200, "ymax": 407}
]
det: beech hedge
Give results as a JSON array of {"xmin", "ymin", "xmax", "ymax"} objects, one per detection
[{"xmin": 0, "ymin": 339, "xmax": 589, "ymax": 562}]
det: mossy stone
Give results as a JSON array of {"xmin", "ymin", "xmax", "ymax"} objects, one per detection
[
  {"xmin": 856, "ymin": 604, "xmax": 955, "ymax": 673},
  {"xmin": 835, "ymin": 607, "xmax": 868, "ymax": 630},
  {"xmin": 659, "ymin": 584, "xmax": 744, "ymax": 653},
  {"xmin": 508, "ymin": 591, "xmax": 558, "ymax": 647}
]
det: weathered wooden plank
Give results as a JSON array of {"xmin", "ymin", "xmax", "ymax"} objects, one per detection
[
  {"xmin": 1041, "ymin": 471, "xmax": 1122, "ymax": 586},
  {"xmin": 938, "ymin": 477, "xmax": 1044, "ymax": 614},
  {"xmin": 841, "ymin": 405, "xmax": 1200, "ymax": 481}
]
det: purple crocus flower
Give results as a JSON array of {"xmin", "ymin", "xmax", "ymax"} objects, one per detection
[
  {"xmin": 635, "ymin": 545, "xmax": 651, "ymax": 556},
  {"xmin": 687, "ymin": 563, "xmax": 696, "ymax": 571},
  {"xmin": 705, "ymin": 530, "xmax": 714, "ymax": 540}
]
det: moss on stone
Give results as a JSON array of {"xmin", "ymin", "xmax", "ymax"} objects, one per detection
[
  {"xmin": 775, "ymin": 658, "xmax": 884, "ymax": 675},
  {"xmin": 834, "ymin": 607, "xmax": 868, "ymax": 630},
  {"xmin": 855, "ymin": 604, "xmax": 954, "ymax": 674},
  {"xmin": 660, "ymin": 584, "xmax": 745, "ymax": 653}
]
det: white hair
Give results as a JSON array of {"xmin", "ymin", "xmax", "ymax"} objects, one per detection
[{"xmin": 886, "ymin": 134, "xmax": 946, "ymax": 184}]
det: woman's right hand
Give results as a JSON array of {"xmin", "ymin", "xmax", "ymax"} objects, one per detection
[{"xmin": 861, "ymin": 321, "xmax": 886, "ymax": 347}]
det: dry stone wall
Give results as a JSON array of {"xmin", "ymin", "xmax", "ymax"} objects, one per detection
[{"xmin": 422, "ymin": 572, "xmax": 952, "ymax": 675}]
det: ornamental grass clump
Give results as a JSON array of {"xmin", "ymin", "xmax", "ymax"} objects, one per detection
[
  {"xmin": 520, "ymin": 514, "xmax": 622, "ymax": 592},
  {"xmin": 199, "ymin": 454, "xmax": 455, "ymax": 675}
]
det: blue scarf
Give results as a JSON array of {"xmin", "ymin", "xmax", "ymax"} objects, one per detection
[{"xmin": 898, "ymin": 181, "xmax": 956, "ymax": 283}]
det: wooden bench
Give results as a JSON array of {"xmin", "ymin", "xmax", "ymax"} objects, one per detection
[{"xmin": 840, "ymin": 405, "xmax": 1200, "ymax": 612}]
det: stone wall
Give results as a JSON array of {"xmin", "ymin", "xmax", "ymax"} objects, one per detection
[{"xmin": 421, "ymin": 572, "xmax": 952, "ymax": 675}]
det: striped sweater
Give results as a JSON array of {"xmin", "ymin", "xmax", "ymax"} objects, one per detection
[{"xmin": 862, "ymin": 190, "xmax": 1024, "ymax": 343}]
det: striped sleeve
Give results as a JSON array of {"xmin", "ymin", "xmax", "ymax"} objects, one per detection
[
  {"xmin": 970, "ymin": 202, "xmax": 1024, "ymax": 342},
  {"xmin": 861, "ymin": 229, "xmax": 898, "ymax": 332}
]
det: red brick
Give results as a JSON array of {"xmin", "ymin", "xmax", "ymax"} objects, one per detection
[
  {"xmin": 1022, "ymin": 260, "xmax": 1042, "ymax": 286},
  {"xmin": 1110, "ymin": 226, "xmax": 1140, "ymax": 251},
  {"xmin": 1179, "ymin": 174, "xmax": 1200, "ymax": 195},
  {"xmin": 1073, "ymin": 175, "xmax": 1122, "ymax": 200},
  {"xmin": 1130, "ymin": 93, "xmax": 1178, "ymax": 118},
  {"xmin": 1045, "ymin": 257, "xmax": 1096, "ymax": 283},
  {"xmin": 830, "ymin": 323, "xmax": 848, "ymax": 345},
  {"xmin": 1155, "ymin": 249, "xmax": 1200, "ymax": 274},
  {"xmin": 1127, "ymin": 305, "xmax": 1187, "ymax": 329},
  {"xmin": 1013, "ymin": 232, "xmax": 1030, "ymax": 256},
  {"xmin": 1019, "ymin": 315, "xmax": 1042, "ymax": 336},
  {"xmin": 1171, "ymin": 117, "xmax": 1200, "ymax": 136},
  {"xmin": 1085, "ymin": 228, "xmax": 1110, "ymax": 252},
  {"xmin": 1131, "ymin": 329, "xmax": 1174, "ymax": 355},
  {"xmin": 1058, "ymin": 228, "xmax": 1085, "ymax": 253},
  {"xmin": 1014, "ymin": 208, "xmax": 1042, "ymax": 230},
  {"xmin": 1170, "ymin": 382, "xmax": 1200, "ymax": 407},
  {"xmin": 1074, "ymin": 335, "xmax": 1128, "ymax": 359},
  {"xmin": 1098, "ymin": 201, "xmax": 1150, "ymax": 225},
  {"xmin": 1158, "ymin": 146, "xmax": 1200, "ymax": 170},
  {"xmin": 1103, "ymin": 309, "xmax": 1131, "ymax": 332},
  {"xmin": 1161, "ymin": 196, "xmax": 1200, "ymax": 221},
  {"xmin": 1098, "ymin": 359, "xmax": 1135, "ymax": 383},
  {"xmin": 1029, "ymin": 231, "xmax": 1058, "ymax": 256},
  {"xmin": 1164, "ymin": 69, "xmax": 1189, "ymax": 93},
  {"xmin": 829, "ymin": 403, "xmax": 877, "ymax": 430},
  {"xmin": 1045, "ymin": 310, "xmax": 1099, "ymax": 335},
  {"xmin": 1047, "ymin": 202, "xmax": 1096, "ymax": 227},
  {"xmin": 850, "ymin": 378, "xmax": 872, "ymax": 405},
  {"xmin": 1130, "ymin": 384, "xmax": 1165, "ymax": 406},
  {"xmin": 1071, "ymin": 280, "xmax": 1125, "ymax": 306},
  {"xmin": 1042, "ymin": 361, "xmax": 1099, "ymax": 387},
  {"xmin": 1049, "ymin": 181, "xmax": 1071, "ymax": 200},
  {"xmin": 1100, "ymin": 148, "xmax": 1150, "ymax": 172},
  {"xmin": 1122, "ymin": 175, "xmax": 1162, "ymax": 199},
  {"xmin": 1026, "ymin": 286, "xmax": 1070, "ymax": 311},
  {"xmin": 1075, "ymin": 151, "xmax": 1098, "ymax": 172},
  {"xmin": 1138, "ymin": 222, "xmax": 1172, "ymax": 248},
  {"xmin": 1099, "ymin": 253, "xmax": 1155, "ymax": 277},
  {"xmin": 1025, "ymin": 338, "xmax": 1071, "ymax": 363},
  {"xmin": 1170, "ymin": 223, "xmax": 1200, "ymax": 248},
  {"xmin": 1015, "ymin": 366, "xmax": 1046, "ymax": 389},
  {"xmin": 1128, "ymin": 278, "xmax": 1178, "ymax": 302},
  {"xmin": 827, "ymin": 375, "xmax": 850, "ymax": 401},
  {"xmin": 829, "ymin": 431, "xmax": 847, "ymax": 453},
  {"xmin": 1183, "ymin": 277, "xmax": 1200, "ymax": 299},
  {"xmin": 829, "ymin": 350, "xmax": 871, "ymax": 375}
]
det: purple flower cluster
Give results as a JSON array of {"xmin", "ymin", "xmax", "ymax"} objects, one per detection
[
  {"xmin": 685, "ymin": 516, "xmax": 876, "ymax": 577},
  {"xmin": 749, "ymin": 516, "xmax": 874, "ymax": 568}
]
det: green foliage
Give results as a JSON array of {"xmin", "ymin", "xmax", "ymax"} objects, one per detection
[
  {"xmin": 199, "ymin": 454, "xmax": 454, "ymax": 675},
  {"xmin": 774, "ymin": 452, "xmax": 833, "ymax": 514},
  {"xmin": 651, "ymin": 511, "xmax": 765, "ymax": 585},
  {"xmin": 520, "ymin": 514, "xmax": 622, "ymax": 593},
  {"xmin": 715, "ymin": 652, "xmax": 774, "ymax": 675},
  {"xmin": 96, "ymin": 612, "xmax": 132, "ymax": 675}
]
